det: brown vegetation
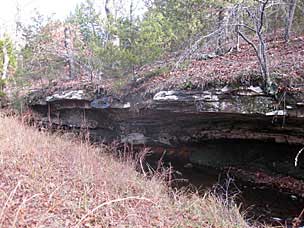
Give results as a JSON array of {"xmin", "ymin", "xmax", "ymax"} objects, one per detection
[
  {"xmin": 0, "ymin": 114, "xmax": 266, "ymax": 228},
  {"xmin": 133, "ymin": 36, "xmax": 304, "ymax": 94}
]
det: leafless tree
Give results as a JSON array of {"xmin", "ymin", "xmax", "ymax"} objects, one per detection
[
  {"xmin": 105, "ymin": 0, "xmax": 111, "ymax": 19},
  {"xmin": 216, "ymin": 6, "xmax": 228, "ymax": 55},
  {"xmin": 284, "ymin": 0, "xmax": 297, "ymax": 42},
  {"xmin": 64, "ymin": 27, "xmax": 75, "ymax": 79},
  {"xmin": 236, "ymin": 0, "xmax": 272, "ymax": 91},
  {"xmin": 1, "ymin": 40, "xmax": 9, "ymax": 80}
]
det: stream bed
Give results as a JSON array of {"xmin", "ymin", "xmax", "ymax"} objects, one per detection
[
  {"xmin": 143, "ymin": 153, "xmax": 304, "ymax": 227},
  {"xmin": 174, "ymin": 165, "xmax": 304, "ymax": 226}
]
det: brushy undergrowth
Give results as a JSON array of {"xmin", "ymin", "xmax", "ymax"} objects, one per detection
[{"xmin": 0, "ymin": 114, "xmax": 268, "ymax": 228}]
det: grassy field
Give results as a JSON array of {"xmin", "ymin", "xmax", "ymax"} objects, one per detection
[{"xmin": 0, "ymin": 114, "xmax": 266, "ymax": 228}]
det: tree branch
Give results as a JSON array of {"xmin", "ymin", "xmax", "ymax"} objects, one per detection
[
  {"xmin": 237, "ymin": 30, "xmax": 259, "ymax": 58},
  {"xmin": 175, "ymin": 28, "xmax": 222, "ymax": 68}
]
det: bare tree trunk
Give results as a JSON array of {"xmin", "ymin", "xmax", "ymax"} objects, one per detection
[
  {"xmin": 64, "ymin": 27, "xmax": 75, "ymax": 79},
  {"xmin": 216, "ymin": 7, "xmax": 225, "ymax": 55},
  {"xmin": 105, "ymin": 0, "xmax": 111, "ymax": 19},
  {"xmin": 129, "ymin": 0, "xmax": 136, "ymax": 78},
  {"xmin": 284, "ymin": 0, "xmax": 297, "ymax": 43},
  {"xmin": 104, "ymin": 0, "xmax": 112, "ymax": 44},
  {"xmin": 234, "ymin": 5, "xmax": 242, "ymax": 52},
  {"xmin": 237, "ymin": 0, "xmax": 271, "ymax": 91},
  {"xmin": 258, "ymin": 33, "xmax": 270, "ymax": 87},
  {"xmin": 2, "ymin": 43, "xmax": 9, "ymax": 80},
  {"xmin": 129, "ymin": 0, "xmax": 134, "ymax": 47},
  {"xmin": 257, "ymin": 0, "xmax": 271, "ymax": 89},
  {"xmin": 235, "ymin": 23, "xmax": 241, "ymax": 52}
]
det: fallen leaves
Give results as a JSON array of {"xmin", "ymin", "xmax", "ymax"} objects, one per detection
[{"xmin": 132, "ymin": 36, "xmax": 304, "ymax": 95}]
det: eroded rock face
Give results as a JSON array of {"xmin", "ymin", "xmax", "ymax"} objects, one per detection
[
  {"xmin": 27, "ymin": 85, "xmax": 304, "ymax": 185},
  {"xmin": 27, "ymin": 85, "xmax": 304, "ymax": 145}
]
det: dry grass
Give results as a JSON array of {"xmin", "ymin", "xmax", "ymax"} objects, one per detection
[{"xmin": 0, "ymin": 115, "xmax": 264, "ymax": 228}]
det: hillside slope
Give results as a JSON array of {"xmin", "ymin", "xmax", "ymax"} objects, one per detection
[
  {"xmin": 0, "ymin": 114, "xmax": 259, "ymax": 228},
  {"xmin": 131, "ymin": 36, "xmax": 304, "ymax": 96}
]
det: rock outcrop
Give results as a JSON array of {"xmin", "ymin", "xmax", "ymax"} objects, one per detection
[
  {"xmin": 27, "ymin": 85, "xmax": 304, "ymax": 145},
  {"xmin": 26, "ymin": 83, "xmax": 304, "ymax": 188}
]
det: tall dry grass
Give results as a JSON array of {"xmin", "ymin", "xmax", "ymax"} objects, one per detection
[{"xmin": 0, "ymin": 115, "xmax": 263, "ymax": 228}]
